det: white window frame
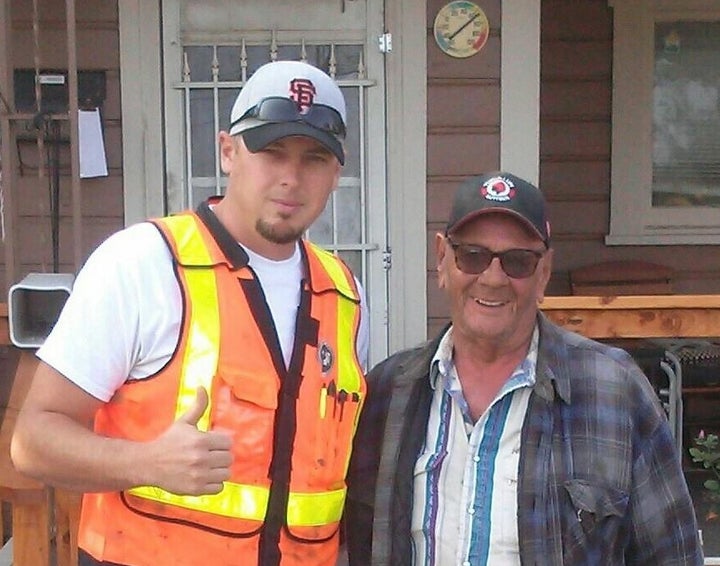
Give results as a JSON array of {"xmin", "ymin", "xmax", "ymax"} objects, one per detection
[{"xmin": 608, "ymin": 0, "xmax": 720, "ymax": 245}]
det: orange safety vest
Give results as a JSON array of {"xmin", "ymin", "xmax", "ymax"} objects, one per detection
[{"xmin": 78, "ymin": 208, "xmax": 365, "ymax": 566}]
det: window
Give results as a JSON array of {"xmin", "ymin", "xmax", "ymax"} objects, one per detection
[{"xmin": 608, "ymin": 0, "xmax": 720, "ymax": 245}]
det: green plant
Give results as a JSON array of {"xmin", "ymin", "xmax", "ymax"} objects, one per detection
[{"xmin": 689, "ymin": 431, "xmax": 720, "ymax": 501}]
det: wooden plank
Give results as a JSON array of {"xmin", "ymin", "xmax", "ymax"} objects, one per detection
[
  {"xmin": 542, "ymin": 294, "xmax": 720, "ymax": 310},
  {"xmin": 0, "ymin": 0, "xmax": 19, "ymax": 295},
  {"xmin": 541, "ymin": 295, "xmax": 720, "ymax": 339},
  {"xmin": 11, "ymin": 496, "xmax": 50, "ymax": 565},
  {"xmin": 0, "ymin": 349, "xmax": 72, "ymax": 566},
  {"xmin": 55, "ymin": 489, "xmax": 81, "ymax": 566}
]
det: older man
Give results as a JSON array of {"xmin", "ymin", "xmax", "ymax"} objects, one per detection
[{"xmin": 345, "ymin": 172, "xmax": 702, "ymax": 565}]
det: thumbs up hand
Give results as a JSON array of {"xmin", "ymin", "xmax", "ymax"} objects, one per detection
[{"xmin": 145, "ymin": 387, "xmax": 233, "ymax": 496}]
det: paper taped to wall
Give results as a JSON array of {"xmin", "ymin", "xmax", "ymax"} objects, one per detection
[{"xmin": 79, "ymin": 108, "xmax": 108, "ymax": 178}]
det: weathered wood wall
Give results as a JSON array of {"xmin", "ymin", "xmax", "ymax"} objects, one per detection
[
  {"xmin": 1, "ymin": 0, "xmax": 122, "ymax": 292},
  {"xmin": 427, "ymin": 0, "xmax": 720, "ymax": 337},
  {"xmin": 426, "ymin": 0, "xmax": 502, "ymax": 338}
]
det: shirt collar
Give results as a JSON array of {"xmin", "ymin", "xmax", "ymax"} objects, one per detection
[
  {"xmin": 428, "ymin": 325, "xmax": 540, "ymax": 392},
  {"xmin": 196, "ymin": 199, "xmax": 250, "ymax": 269}
]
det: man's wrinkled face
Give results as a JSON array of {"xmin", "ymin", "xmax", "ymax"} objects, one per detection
[{"xmin": 436, "ymin": 213, "xmax": 553, "ymax": 351}]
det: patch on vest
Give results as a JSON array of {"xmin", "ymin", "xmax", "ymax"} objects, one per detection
[{"xmin": 319, "ymin": 342, "xmax": 334, "ymax": 373}]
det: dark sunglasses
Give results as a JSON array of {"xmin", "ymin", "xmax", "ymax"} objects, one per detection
[
  {"xmin": 446, "ymin": 237, "xmax": 544, "ymax": 279},
  {"xmin": 231, "ymin": 97, "xmax": 346, "ymax": 138}
]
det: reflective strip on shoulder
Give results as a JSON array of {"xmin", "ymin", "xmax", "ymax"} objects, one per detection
[
  {"xmin": 130, "ymin": 214, "xmax": 225, "ymax": 512},
  {"xmin": 307, "ymin": 243, "xmax": 359, "ymax": 301},
  {"xmin": 160, "ymin": 215, "xmax": 220, "ymax": 431},
  {"xmin": 158, "ymin": 214, "xmax": 218, "ymax": 267}
]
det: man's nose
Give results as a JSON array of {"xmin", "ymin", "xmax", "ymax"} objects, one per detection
[
  {"xmin": 278, "ymin": 159, "xmax": 302, "ymax": 187},
  {"xmin": 479, "ymin": 256, "xmax": 509, "ymax": 282}
]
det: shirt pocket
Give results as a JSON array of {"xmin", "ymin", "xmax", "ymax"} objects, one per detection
[
  {"xmin": 562, "ymin": 479, "xmax": 629, "ymax": 562},
  {"xmin": 411, "ymin": 450, "xmax": 448, "ymax": 535}
]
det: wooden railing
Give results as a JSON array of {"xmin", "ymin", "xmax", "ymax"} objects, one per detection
[
  {"xmin": 541, "ymin": 294, "xmax": 720, "ymax": 339},
  {"xmin": 0, "ymin": 304, "xmax": 81, "ymax": 565}
]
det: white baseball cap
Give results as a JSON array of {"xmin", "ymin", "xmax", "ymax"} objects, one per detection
[{"xmin": 228, "ymin": 60, "xmax": 347, "ymax": 164}]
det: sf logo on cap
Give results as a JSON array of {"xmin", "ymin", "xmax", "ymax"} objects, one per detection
[
  {"xmin": 289, "ymin": 79, "xmax": 316, "ymax": 113},
  {"xmin": 481, "ymin": 176, "xmax": 516, "ymax": 202}
]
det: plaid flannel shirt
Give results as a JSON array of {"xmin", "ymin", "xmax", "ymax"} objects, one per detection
[{"xmin": 345, "ymin": 315, "xmax": 703, "ymax": 565}]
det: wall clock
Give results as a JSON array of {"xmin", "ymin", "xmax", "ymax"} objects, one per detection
[{"xmin": 433, "ymin": 0, "xmax": 489, "ymax": 59}]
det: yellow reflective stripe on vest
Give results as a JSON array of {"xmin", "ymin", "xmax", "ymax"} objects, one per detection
[
  {"xmin": 309, "ymin": 246, "xmax": 362, "ymax": 394},
  {"xmin": 131, "ymin": 483, "xmax": 345, "ymax": 525},
  {"xmin": 287, "ymin": 487, "xmax": 346, "ymax": 526},
  {"xmin": 132, "ymin": 482, "xmax": 269, "ymax": 520},
  {"xmin": 164, "ymin": 214, "xmax": 219, "ymax": 430}
]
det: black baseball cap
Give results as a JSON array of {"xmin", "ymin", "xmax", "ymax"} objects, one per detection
[{"xmin": 446, "ymin": 172, "xmax": 551, "ymax": 246}]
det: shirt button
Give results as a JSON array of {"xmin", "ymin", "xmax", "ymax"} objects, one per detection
[
  {"xmin": 473, "ymin": 455, "xmax": 480, "ymax": 462},
  {"xmin": 463, "ymin": 562, "xmax": 471, "ymax": 566},
  {"xmin": 467, "ymin": 507, "xmax": 475, "ymax": 515}
]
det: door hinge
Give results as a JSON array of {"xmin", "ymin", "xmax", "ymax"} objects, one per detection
[
  {"xmin": 378, "ymin": 33, "xmax": 392, "ymax": 54},
  {"xmin": 382, "ymin": 249, "xmax": 392, "ymax": 270}
]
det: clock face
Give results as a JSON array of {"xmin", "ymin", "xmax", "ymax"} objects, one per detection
[{"xmin": 433, "ymin": 0, "xmax": 489, "ymax": 59}]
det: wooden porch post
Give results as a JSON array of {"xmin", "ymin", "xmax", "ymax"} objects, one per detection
[
  {"xmin": 0, "ymin": 0, "xmax": 19, "ymax": 293},
  {"xmin": 66, "ymin": 0, "xmax": 82, "ymax": 270}
]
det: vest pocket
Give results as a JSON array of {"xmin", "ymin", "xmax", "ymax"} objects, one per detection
[
  {"xmin": 221, "ymin": 369, "xmax": 278, "ymax": 410},
  {"xmin": 215, "ymin": 369, "xmax": 278, "ymax": 466}
]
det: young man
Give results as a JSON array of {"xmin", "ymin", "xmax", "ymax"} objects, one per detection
[
  {"xmin": 12, "ymin": 60, "xmax": 368, "ymax": 566},
  {"xmin": 346, "ymin": 172, "xmax": 702, "ymax": 565}
]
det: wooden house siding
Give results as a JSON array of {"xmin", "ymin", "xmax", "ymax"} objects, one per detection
[
  {"xmin": 426, "ymin": 0, "xmax": 502, "ymax": 338},
  {"xmin": 540, "ymin": 0, "xmax": 720, "ymax": 297},
  {"xmin": 427, "ymin": 0, "xmax": 720, "ymax": 337},
  {"xmin": 2, "ymin": 1, "xmax": 720, "ymax": 339},
  {"xmin": 1, "ymin": 0, "xmax": 122, "ymax": 290}
]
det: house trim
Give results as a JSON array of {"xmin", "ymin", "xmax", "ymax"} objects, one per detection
[
  {"xmin": 385, "ymin": 0, "xmax": 428, "ymax": 352},
  {"xmin": 501, "ymin": 0, "xmax": 541, "ymax": 185},
  {"xmin": 118, "ymin": 1, "xmax": 165, "ymax": 225}
]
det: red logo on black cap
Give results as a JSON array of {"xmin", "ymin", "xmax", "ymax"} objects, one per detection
[
  {"xmin": 289, "ymin": 79, "xmax": 316, "ymax": 113},
  {"xmin": 481, "ymin": 176, "xmax": 515, "ymax": 202}
]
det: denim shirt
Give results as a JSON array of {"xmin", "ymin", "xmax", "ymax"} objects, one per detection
[{"xmin": 345, "ymin": 314, "xmax": 703, "ymax": 566}]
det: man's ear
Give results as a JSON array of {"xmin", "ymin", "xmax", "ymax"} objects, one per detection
[
  {"xmin": 435, "ymin": 232, "xmax": 449, "ymax": 288},
  {"xmin": 331, "ymin": 159, "xmax": 341, "ymax": 190},
  {"xmin": 218, "ymin": 131, "xmax": 236, "ymax": 174},
  {"xmin": 536, "ymin": 247, "xmax": 554, "ymax": 303}
]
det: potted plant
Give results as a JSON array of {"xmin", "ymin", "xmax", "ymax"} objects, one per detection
[{"xmin": 690, "ymin": 430, "xmax": 720, "ymax": 545}]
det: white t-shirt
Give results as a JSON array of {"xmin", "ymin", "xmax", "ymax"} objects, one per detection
[{"xmin": 38, "ymin": 221, "xmax": 369, "ymax": 402}]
